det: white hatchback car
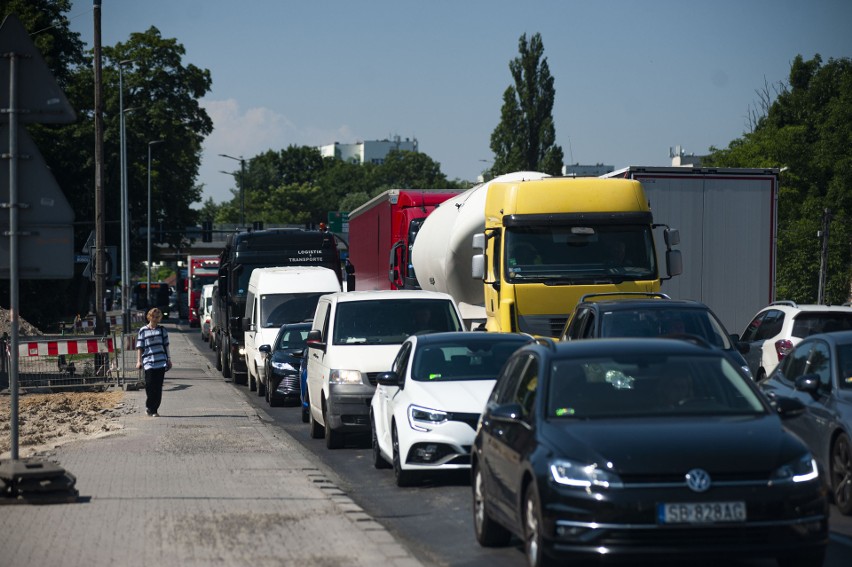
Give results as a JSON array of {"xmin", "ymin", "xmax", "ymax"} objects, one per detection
[
  {"xmin": 370, "ymin": 331, "xmax": 533, "ymax": 486},
  {"xmin": 740, "ymin": 300, "xmax": 852, "ymax": 381}
]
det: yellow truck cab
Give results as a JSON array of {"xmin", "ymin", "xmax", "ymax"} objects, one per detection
[{"xmin": 472, "ymin": 177, "xmax": 681, "ymax": 336}]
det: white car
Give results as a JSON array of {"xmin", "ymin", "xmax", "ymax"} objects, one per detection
[
  {"xmin": 370, "ymin": 331, "xmax": 533, "ymax": 486},
  {"xmin": 740, "ymin": 301, "xmax": 852, "ymax": 381}
]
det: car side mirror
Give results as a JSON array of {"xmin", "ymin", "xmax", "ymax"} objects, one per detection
[
  {"xmin": 259, "ymin": 344, "xmax": 271, "ymax": 354},
  {"xmin": 490, "ymin": 402, "xmax": 525, "ymax": 422},
  {"xmin": 306, "ymin": 329, "xmax": 326, "ymax": 353},
  {"xmin": 376, "ymin": 371, "xmax": 401, "ymax": 387},
  {"xmin": 772, "ymin": 395, "xmax": 806, "ymax": 420},
  {"xmin": 794, "ymin": 373, "xmax": 820, "ymax": 394}
]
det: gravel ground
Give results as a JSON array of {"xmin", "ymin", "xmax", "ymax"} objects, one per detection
[{"xmin": 0, "ymin": 390, "xmax": 133, "ymax": 459}]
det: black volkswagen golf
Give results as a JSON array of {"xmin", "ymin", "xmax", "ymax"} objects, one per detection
[{"xmin": 471, "ymin": 338, "xmax": 828, "ymax": 567}]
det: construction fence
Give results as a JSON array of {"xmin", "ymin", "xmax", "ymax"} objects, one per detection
[{"xmin": 0, "ymin": 333, "xmax": 144, "ymax": 392}]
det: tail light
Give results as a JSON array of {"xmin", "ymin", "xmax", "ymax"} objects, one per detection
[{"xmin": 775, "ymin": 339, "xmax": 794, "ymax": 361}]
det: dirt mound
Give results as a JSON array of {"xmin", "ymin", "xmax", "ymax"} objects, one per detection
[{"xmin": 0, "ymin": 306, "xmax": 44, "ymax": 337}]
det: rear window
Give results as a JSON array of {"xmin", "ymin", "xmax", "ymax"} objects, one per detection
[
  {"xmin": 600, "ymin": 309, "xmax": 731, "ymax": 349},
  {"xmin": 791, "ymin": 313, "xmax": 852, "ymax": 338}
]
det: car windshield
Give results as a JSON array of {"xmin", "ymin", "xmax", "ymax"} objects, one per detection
[
  {"xmin": 505, "ymin": 225, "xmax": 657, "ymax": 282},
  {"xmin": 333, "ymin": 299, "xmax": 463, "ymax": 345},
  {"xmin": 276, "ymin": 327, "xmax": 309, "ymax": 351},
  {"xmin": 791, "ymin": 312, "xmax": 852, "ymax": 338},
  {"xmin": 260, "ymin": 292, "xmax": 325, "ymax": 327},
  {"xmin": 547, "ymin": 354, "xmax": 765, "ymax": 419},
  {"xmin": 600, "ymin": 309, "xmax": 731, "ymax": 349},
  {"xmin": 413, "ymin": 338, "xmax": 528, "ymax": 382}
]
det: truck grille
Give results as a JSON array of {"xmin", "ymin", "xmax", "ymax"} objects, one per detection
[{"xmin": 518, "ymin": 315, "xmax": 567, "ymax": 338}]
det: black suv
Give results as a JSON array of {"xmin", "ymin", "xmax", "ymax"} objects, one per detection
[{"xmin": 560, "ymin": 293, "xmax": 752, "ymax": 378}]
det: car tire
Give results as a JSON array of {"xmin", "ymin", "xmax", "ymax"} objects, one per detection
[
  {"xmin": 371, "ymin": 415, "xmax": 391, "ymax": 469},
  {"xmin": 308, "ymin": 394, "xmax": 323, "ymax": 439},
  {"xmin": 324, "ymin": 403, "xmax": 343, "ymax": 449},
  {"xmin": 221, "ymin": 347, "xmax": 230, "ymax": 378},
  {"xmin": 472, "ymin": 463, "xmax": 511, "ymax": 547},
  {"xmin": 301, "ymin": 405, "xmax": 309, "ymax": 423},
  {"xmin": 524, "ymin": 482, "xmax": 553, "ymax": 567},
  {"xmin": 831, "ymin": 432, "xmax": 852, "ymax": 515},
  {"xmin": 257, "ymin": 373, "xmax": 266, "ymax": 398},
  {"xmin": 392, "ymin": 424, "xmax": 417, "ymax": 487}
]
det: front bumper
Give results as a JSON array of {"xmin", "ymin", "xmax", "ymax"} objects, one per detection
[
  {"xmin": 325, "ymin": 383, "xmax": 375, "ymax": 432},
  {"xmin": 399, "ymin": 420, "xmax": 477, "ymax": 470},
  {"xmin": 270, "ymin": 370, "xmax": 301, "ymax": 401},
  {"xmin": 536, "ymin": 477, "xmax": 828, "ymax": 559}
]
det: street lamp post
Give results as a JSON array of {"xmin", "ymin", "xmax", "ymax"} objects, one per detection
[
  {"xmin": 147, "ymin": 140, "xmax": 164, "ymax": 306},
  {"xmin": 219, "ymin": 154, "xmax": 245, "ymax": 227},
  {"xmin": 118, "ymin": 59, "xmax": 133, "ymax": 333}
]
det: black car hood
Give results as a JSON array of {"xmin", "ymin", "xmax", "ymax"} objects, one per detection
[{"xmin": 540, "ymin": 415, "xmax": 806, "ymax": 476}]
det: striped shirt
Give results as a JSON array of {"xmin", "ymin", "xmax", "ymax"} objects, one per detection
[{"xmin": 136, "ymin": 325, "xmax": 170, "ymax": 370}]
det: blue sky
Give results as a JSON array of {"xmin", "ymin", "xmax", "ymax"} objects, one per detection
[{"xmin": 67, "ymin": 0, "xmax": 852, "ymax": 205}]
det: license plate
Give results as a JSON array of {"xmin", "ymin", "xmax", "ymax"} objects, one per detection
[{"xmin": 658, "ymin": 501, "xmax": 746, "ymax": 524}]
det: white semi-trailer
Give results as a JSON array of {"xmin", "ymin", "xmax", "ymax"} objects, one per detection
[{"xmin": 604, "ymin": 166, "xmax": 779, "ymax": 333}]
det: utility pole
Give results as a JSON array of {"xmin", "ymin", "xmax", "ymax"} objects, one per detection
[
  {"xmin": 817, "ymin": 208, "xmax": 832, "ymax": 305},
  {"xmin": 93, "ymin": 0, "xmax": 106, "ymax": 334}
]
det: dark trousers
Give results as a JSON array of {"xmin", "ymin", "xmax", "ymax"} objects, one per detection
[{"xmin": 144, "ymin": 367, "xmax": 166, "ymax": 413}]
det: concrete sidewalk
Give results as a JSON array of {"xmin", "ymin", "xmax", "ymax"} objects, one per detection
[{"xmin": 0, "ymin": 325, "xmax": 424, "ymax": 567}]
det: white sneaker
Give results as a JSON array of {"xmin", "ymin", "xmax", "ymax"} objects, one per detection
[{"xmin": 152, "ymin": 412, "xmax": 160, "ymax": 417}]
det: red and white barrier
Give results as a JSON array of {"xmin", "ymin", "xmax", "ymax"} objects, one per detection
[{"xmin": 20, "ymin": 338, "xmax": 114, "ymax": 357}]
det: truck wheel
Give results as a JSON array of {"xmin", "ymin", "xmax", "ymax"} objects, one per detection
[{"xmin": 324, "ymin": 404, "xmax": 343, "ymax": 449}]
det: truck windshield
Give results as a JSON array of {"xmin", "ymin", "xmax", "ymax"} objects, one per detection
[
  {"xmin": 505, "ymin": 225, "xmax": 657, "ymax": 282},
  {"xmin": 260, "ymin": 293, "xmax": 326, "ymax": 327}
]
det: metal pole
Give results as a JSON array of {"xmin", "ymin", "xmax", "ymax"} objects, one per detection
[
  {"xmin": 119, "ymin": 64, "xmax": 126, "ymax": 330},
  {"xmin": 147, "ymin": 140, "xmax": 163, "ymax": 305},
  {"xmin": 239, "ymin": 158, "xmax": 246, "ymax": 227},
  {"xmin": 8, "ymin": 51, "xmax": 20, "ymax": 460},
  {"xmin": 94, "ymin": 0, "xmax": 106, "ymax": 334}
]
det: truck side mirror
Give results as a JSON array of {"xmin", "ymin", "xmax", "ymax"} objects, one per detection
[
  {"xmin": 242, "ymin": 319, "xmax": 254, "ymax": 332},
  {"xmin": 664, "ymin": 228, "xmax": 680, "ymax": 247},
  {"xmin": 306, "ymin": 329, "xmax": 326, "ymax": 352},
  {"xmin": 665, "ymin": 250, "xmax": 682, "ymax": 277},
  {"xmin": 471, "ymin": 233, "xmax": 486, "ymax": 251},
  {"xmin": 472, "ymin": 254, "xmax": 485, "ymax": 279}
]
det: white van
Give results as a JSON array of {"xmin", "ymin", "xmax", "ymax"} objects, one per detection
[
  {"xmin": 243, "ymin": 266, "xmax": 341, "ymax": 396},
  {"xmin": 200, "ymin": 283, "xmax": 215, "ymax": 342},
  {"xmin": 305, "ymin": 290, "xmax": 464, "ymax": 449}
]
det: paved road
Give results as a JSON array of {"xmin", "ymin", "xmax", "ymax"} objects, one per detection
[{"xmin": 187, "ymin": 325, "xmax": 852, "ymax": 567}]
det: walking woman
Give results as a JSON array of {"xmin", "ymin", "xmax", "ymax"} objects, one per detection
[{"xmin": 136, "ymin": 307, "xmax": 172, "ymax": 416}]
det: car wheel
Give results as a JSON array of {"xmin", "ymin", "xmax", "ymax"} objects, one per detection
[
  {"xmin": 308, "ymin": 393, "xmax": 323, "ymax": 439},
  {"xmin": 523, "ymin": 482, "xmax": 552, "ymax": 567},
  {"xmin": 371, "ymin": 415, "xmax": 391, "ymax": 469},
  {"xmin": 257, "ymin": 373, "xmax": 266, "ymax": 398},
  {"xmin": 831, "ymin": 432, "xmax": 852, "ymax": 515},
  {"xmin": 323, "ymin": 402, "xmax": 343, "ymax": 449},
  {"xmin": 220, "ymin": 347, "xmax": 229, "ymax": 377},
  {"xmin": 473, "ymin": 463, "xmax": 511, "ymax": 547},
  {"xmin": 392, "ymin": 424, "xmax": 417, "ymax": 487},
  {"xmin": 264, "ymin": 375, "xmax": 272, "ymax": 405}
]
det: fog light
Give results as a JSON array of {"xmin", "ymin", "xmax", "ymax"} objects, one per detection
[{"xmin": 415, "ymin": 445, "xmax": 438, "ymax": 462}]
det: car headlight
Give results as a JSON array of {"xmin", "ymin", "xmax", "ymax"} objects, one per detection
[
  {"xmin": 329, "ymin": 369, "xmax": 363, "ymax": 385},
  {"xmin": 270, "ymin": 361, "xmax": 296, "ymax": 372},
  {"xmin": 550, "ymin": 459, "xmax": 623, "ymax": 489},
  {"xmin": 238, "ymin": 347, "xmax": 246, "ymax": 356},
  {"xmin": 771, "ymin": 454, "xmax": 819, "ymax": 484},
  {"xmin": 408, "ymin": 405, "xmax": 448, "ymax": 432}
]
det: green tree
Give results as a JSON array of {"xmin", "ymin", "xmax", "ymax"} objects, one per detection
[
  {"xmin": 490, "ymin": 33, "xmax": 564, "ymax": 176},
  {"xmin": 705, "ymin": 55, "xmax": 852, "ymax": 303}
]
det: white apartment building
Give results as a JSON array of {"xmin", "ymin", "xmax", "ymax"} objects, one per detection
[{"xmin": 319, "ymin": 136, "xmax": 419, "ymax": 165}]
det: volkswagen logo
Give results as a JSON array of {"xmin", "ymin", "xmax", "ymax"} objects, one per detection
[{"xmin": 685, "ymin": 468, "xmax": 711, "ymax": 492}]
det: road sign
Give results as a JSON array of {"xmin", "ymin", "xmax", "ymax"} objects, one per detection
[{"xmin": 0, "ymin": 14, "xmax": 76, "ymax": 124}]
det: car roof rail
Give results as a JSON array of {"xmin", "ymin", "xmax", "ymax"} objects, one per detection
[
  {"xmin": 578, "ymin": 292, "xmax": 671, "ymax": 303},
  {"xmin": 770, "ymin": 300, "xmax": 798, "ymax": 308}
]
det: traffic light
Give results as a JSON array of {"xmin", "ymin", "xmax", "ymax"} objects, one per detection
[{"xmin": 202, "ymin": 220, "xmax": 213, "ymax": 242}]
